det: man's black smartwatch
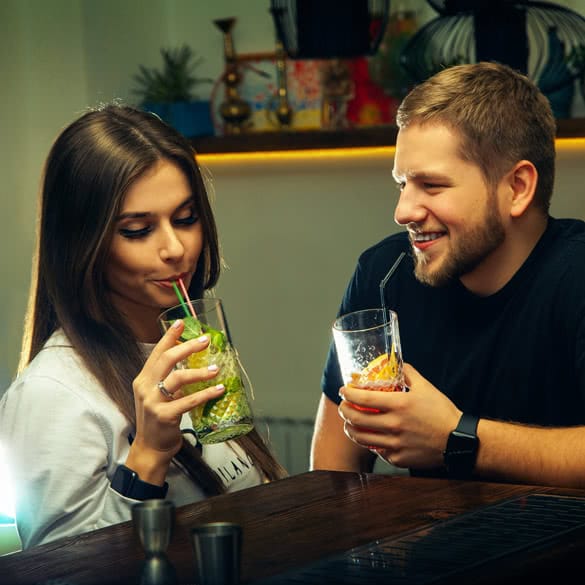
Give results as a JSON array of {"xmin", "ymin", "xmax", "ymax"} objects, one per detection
[
  {"xmin": 110, "ymin": 464, "xmax": 169, "ymax": 500},
  {"xmin": 443, "ymin": 413, "xmax": 480, "ymax": 478}
]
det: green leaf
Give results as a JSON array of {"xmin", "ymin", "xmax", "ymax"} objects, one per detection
[
  {"xmin": 131, "ymin": 43, "xmax": 212, "ymax": 103},
  {"xmin": 180, "ymin": 316, "xmax": 203, "ymax": 340},
  {"xmin": 204, "ymin": 326, "xmax": 227, "ymax": 352},
  {"xmin": 202, "ymin": 395, "xmax": 221, "ymax": 418},
  {"xmin": 223, "ymin": 376, "xmax": 243, "ymax": 394}
]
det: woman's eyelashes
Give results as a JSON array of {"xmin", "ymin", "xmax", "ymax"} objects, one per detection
[
  {"xmin": 119, "ymin": 225, "xmax": 151, "ymax": 239},
  {"xmin": 118, "ymin": 212, "xmax": 199, "ymax": 240},
  {"xmin": 174, "ymin": 212, "xmax": 198, "ymax": 226}
]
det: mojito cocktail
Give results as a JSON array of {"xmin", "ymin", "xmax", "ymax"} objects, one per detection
[{"xmin": 159, "ymin": 299, "xmax": 254, "ymax": 444}]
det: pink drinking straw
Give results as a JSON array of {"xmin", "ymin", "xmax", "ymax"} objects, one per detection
[{"xmin": 177, "ymin": 277, "xmax": 197, "ymax": 318}]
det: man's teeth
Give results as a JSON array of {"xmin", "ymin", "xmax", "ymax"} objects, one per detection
[{"xmin": 414, "ymin": 233, "xmax": 442, "ymax": 242}]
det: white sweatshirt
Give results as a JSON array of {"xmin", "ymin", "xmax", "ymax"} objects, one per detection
[{"xmin": 0, "ymin": 330, "xmax": 262, "ymax": 549}]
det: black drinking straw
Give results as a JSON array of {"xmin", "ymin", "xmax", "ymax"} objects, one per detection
[{"xmin": 379, "ymin": 252, "xmax": 406, "ymax": 356}]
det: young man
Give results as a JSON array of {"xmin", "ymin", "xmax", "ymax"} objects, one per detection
[{"xmin": 311, "ymin": 61, "xmax": 585, "ymax": 487}]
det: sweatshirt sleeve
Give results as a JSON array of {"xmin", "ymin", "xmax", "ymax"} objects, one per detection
[{"xmin": 0, "ymin": 372, "xmax": 138, "ymax": 549}]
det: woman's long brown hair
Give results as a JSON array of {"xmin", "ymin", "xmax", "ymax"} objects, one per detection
[{"xmin": 19, "ymin": 104, "xmax": 287, "ymax": 494}]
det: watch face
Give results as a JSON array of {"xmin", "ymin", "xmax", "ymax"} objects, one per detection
[
  {"xmin": 448, "ymin": 431, "xmax": 478, "ymax": 455},
  {"xmin": 444, "ymin": 431, "xmax": 479, "ymax": 476},
  {"xmin": 112, "ymin": 465, "xmax": 136, "ymax": 495}
]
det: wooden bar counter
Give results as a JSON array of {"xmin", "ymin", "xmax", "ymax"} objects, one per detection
[{"xmin": 2, "ymin": 471, "xmax": 585, "ymax": 584}]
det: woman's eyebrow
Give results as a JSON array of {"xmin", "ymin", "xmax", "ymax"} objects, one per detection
[
  {"xmin": 115, "ymin": 195, "xmax": 194, "ymax": 220},
  {"xmin": 116, "ymin": 210, "xmax": 150, "ymax": 220}
]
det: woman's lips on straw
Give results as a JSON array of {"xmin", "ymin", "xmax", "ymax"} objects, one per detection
[{"xmin": 155, "ymin": 273, "xmax": 187, "ymax": 288}]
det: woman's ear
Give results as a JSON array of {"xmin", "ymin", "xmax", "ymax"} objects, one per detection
[{"xmin": 507, "ymin": 160, "xmax": 538, "ymax": 218}]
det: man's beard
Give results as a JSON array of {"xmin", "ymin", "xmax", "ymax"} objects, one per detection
[{"xmin": 413, "ymin": 196, "xmax": 505, "ymax": 287}]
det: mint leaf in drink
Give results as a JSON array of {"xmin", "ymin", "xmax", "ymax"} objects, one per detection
[
  {"xmin": 202, "ymin": 395, "xmax": 221, "ymax": 418},
  {"xmin": 179, "ymin": 318, "xmax": 226, "ymax": 348},
  {"xmin": 224, "ymin": 375, "xmax": 243, "ymax": 394},
  {"xmin": 203, "ymin": 326, "xmax": 227, "ymax": 352},
  {"xmin": 180, "ymin": 316, "xmax": 203, "ymax": 340}
]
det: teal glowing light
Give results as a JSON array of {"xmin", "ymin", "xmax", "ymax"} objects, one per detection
[{"xmin": 0, "ymin": 443, "xmax": 15, "ymax": 522}]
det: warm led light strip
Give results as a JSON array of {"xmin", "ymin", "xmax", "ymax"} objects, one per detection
[
  {"xmin": 198, "ymin": 138, "xmax": 585, "ymax": 164},
  {"xmin": 198, "ymin": 146, "xmax": 394, "ymax": 164},
  {"xmin": 557, "ymin": 137, "xmax": 585, "ymax": 149}
]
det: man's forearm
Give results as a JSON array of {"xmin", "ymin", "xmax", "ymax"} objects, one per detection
[
  {"xmin": 476, "ymin": 419, "xmax": 585, "ymax": 488},
  {"xmin": 310, "ymin": 394, "xmax": 376, "ymax": 472}
]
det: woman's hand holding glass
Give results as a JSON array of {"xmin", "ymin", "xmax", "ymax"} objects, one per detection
[{"xmin": 125, "ymin": 319, "xmax": 225, "ymax": 485}]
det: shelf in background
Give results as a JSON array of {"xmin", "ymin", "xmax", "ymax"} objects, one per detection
[
  {"xmin": 191, "ymin": 119, "xmax": 585, "ymax": 154},
  {"xmin": 191, "ymin": 125, "xmax": 398, "ymax": 154}
]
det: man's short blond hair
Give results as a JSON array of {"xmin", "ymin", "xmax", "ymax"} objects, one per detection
[{"xmin": 396, "ymin": 61, "xmax": 557, "ymax": 213}]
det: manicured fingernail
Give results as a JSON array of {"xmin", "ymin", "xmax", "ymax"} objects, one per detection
[
  {"xmin": 215, "ymin": 384, "xmax": 225, "ymax": 392},
  {"xmin": 171, "ymin": 319, "xmax": 182, "ymax": 329},
  {"xmin": 197, "ymin": 335, "xmax": 209, "ymax": 343},
  {"xmin": 208, "ymin": 364, "xmax": 219, "ymax": 372}
]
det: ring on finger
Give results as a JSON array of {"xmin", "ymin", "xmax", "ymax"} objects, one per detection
[{"xmin": 157, "ymin": 380, "xmax": 174, "ymax": 400}]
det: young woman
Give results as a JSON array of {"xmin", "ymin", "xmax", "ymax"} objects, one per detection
[{"xmin": 0, "ymin": 104, "xmax": 287, "ymax": 549}]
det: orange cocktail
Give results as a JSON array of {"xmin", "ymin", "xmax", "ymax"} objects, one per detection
[{"xmin": 333, "ymin": 308, "xmax": 404, "ymax": 412}]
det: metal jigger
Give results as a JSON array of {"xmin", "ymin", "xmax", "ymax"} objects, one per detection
[
  {"xmin": 132, "ymin": 500, "xmax": 178, "ymax": 585},
  {"xmin": 214, "ymin": 17, "xmax": 251, "ymax": 134},
  {"xmin": 190, "ymin": 522, "xmax": 243, "ymax": 585}
]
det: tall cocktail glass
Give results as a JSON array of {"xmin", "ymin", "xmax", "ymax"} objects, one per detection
[{"xmin": 159, "ymin": 298, "xmax": 254, "ymax": 444}]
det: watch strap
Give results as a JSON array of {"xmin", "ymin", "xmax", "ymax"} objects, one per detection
[
  {"xmin": 455, "ymin": 412, "xmax": 479, "ymax": 437},
  {"xmin": 111, "ymin": 464, "xmax": 169, "ymax": 500}
]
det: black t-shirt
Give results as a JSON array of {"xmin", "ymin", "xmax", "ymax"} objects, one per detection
[{"xmin": 322, "ymin": 217, "xmax": 585, "ymax": 427}]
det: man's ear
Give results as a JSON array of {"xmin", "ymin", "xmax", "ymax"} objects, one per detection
[{"xmin": 507, "ymin": 160, "xmax": 538, "ymax": 218}]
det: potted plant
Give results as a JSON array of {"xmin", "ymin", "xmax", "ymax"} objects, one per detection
[{"xmin": 132, "ymin": 44, "xmax": 214, "ymax": 137}]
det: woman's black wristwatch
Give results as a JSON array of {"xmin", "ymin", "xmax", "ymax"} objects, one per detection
[{"xmin": 111, "ymin": 464, "xmax": 169, "ymax": 500}]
